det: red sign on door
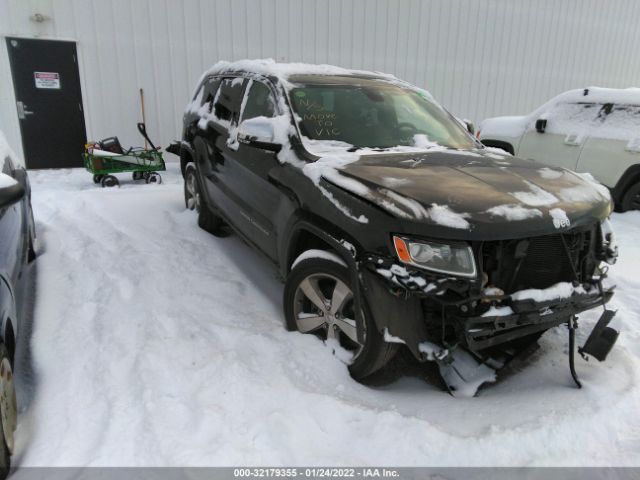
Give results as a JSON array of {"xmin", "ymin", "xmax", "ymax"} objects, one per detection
[{"xmin": 34, "ymin": 71, "xmax": 61, "ymax": 89}]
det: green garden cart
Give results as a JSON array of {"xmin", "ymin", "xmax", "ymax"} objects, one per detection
[{"xmin": 84, "ymin": 123, "xmax": 166, "ymax": 187}]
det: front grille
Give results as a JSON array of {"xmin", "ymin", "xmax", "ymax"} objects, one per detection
[{"xmin": 481, "ymin": 226, "xmax": 598, "ymax": 294}]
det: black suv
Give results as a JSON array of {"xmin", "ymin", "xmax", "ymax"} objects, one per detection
[{"xmin": 170, "ymin": 60, "xmax": 619, "ymax": 393}]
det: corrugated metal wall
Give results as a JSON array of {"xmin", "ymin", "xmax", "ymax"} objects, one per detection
[{"xmin": 1, "ymin": 0, "xmax": 640, "ymax": 165}]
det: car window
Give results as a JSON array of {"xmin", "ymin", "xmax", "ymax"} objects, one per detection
[
  {"xmin": 289, "ymin": 82, "xmax": 475, "ymax": 149},
  {"xmin": 213, "ymin": 77, "xmax": 246, "ymax": 123},
  {"xmin": 542, "ymin": 102, "xmax": 601, "ymax": 134},
  {"xmin": 240, "ymin": 81, "xmax": 276, "ymax": 121},
  {"xmin": 599, "ymin": 104, "xmax": 640, "ymax": 140},
  {"xmin": 199, "ymin": 78, "xmax": 221, "ymax": 114}
]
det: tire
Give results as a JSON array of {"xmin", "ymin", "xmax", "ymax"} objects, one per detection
[
  {"xmin": 145, "ymin": 172, "xmax": 162, "ymax": 184},
  {"xmin": 192, "ymin": 165, "xmax": 223, "ymax": 234},
  {"xmin": 101, "ymin": 175, "xmax": 119, "ymax": 188},
  {"xmin": 0, "ymin": 343, "xmax": 16, "ymax": 478},
  {"xmin": 92, "ymin": 174, "xmax": 104, "ymax": 184},
  {"xmin": 184, "ymin": 163, "xmax": 200, "ymax": 211},
  {"xmin": 621, "ymin": 182, "xmax": 640, "ymax": 211},
  {"xmin": 283, "ymin": 256, "xmax": 398, "ymax": 381}
]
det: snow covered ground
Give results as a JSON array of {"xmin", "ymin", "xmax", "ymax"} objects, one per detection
[{"xmin": 10, "ymin": 163, "xmax": 640, "ymax": 466}]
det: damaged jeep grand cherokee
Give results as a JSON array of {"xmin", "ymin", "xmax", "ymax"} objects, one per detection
[{"xmin": 170, "ymin": 60, "xmax": 619, "ymax": 395}]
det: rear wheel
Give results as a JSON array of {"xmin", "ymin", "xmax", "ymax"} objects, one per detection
[
  {"xmin": 184, "ymin": 163, "xmax": 200, "ymax": 211},
  {"xmin": 0, "ymin": 343, "xmax": 16, "ymax": 477},
  {"xmin": 188, "ymin": 164, "xmax": 223, "ymax": 234},
  {"xmin": 284, "ymin": 256, "xmax": 398, "ymax": 380},
  {"xmin": 92, "ymin": 174, "xmax": 103, "ymax": 184},
  {"xmin": 621, "ymin": 182, "xmax": 640, "ymax": 211}
]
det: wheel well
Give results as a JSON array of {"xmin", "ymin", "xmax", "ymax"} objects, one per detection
[
  {"xmin": 480, "ymin": 139, "xmax": 514, "ymax": 155},
  {"xmin": 613, "ymin": 166, "xmax": 640, "ymax": 205},
  {"xmin": 180, "ymin": 149, "xmax": 193, "ymax": 177},
  {"xmin": 287, "ymin": 229, "xmax": 341, "ymax": 272},
  {"xmin": 4, "ymin": 321, "xmax": 15, "ymax": 364}
]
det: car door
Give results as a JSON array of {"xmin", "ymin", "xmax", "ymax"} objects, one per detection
[
  {"xmin": 194, "ymin": 76, "xmax": 246, "ymax": 219},
  {"xmin": 219, "ymin": 79, "xmax": 286, "ymax": 260},
  {"xmin": 576, "ymin": 104, "xmax": 640, "ymax": 188},
  {"xmin": 516, "ymin": 102, "xmax": 599, "ymax": 171},
  {"xmin": 0, "ymin": 155, "xmax": 23, "ymax": 285}
]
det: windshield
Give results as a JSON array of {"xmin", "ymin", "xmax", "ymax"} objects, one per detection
[{"xmin": 288, "ymin": 80, "xmax": 477, "ymax": 150}]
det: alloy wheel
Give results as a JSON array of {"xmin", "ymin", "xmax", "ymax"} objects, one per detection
[
  {"xmin": 0, "ymin": 358, "xmax": 16, "ymax": 454},
  {"xmin": 293, "ymin": 273, "xmax": 365, "ymax": 359}
]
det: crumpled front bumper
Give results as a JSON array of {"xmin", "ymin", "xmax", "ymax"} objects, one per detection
[
  {"xmin": 362, "ymin": 253, "xmax": 615, "ymax": 358},
  {"xmin": 461, "ymin": 287, "xmax": 615, "ymax": 350}
]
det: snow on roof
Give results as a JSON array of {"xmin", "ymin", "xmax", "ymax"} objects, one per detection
[
  {"xmin": 201, "ymin": 58, "xmax": 396, "ymax": 82},
  {"xmin": 550, "ymin": 87, "xmax": 640, "ymax": 106}
]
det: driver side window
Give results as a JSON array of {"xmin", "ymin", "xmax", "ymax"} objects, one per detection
[{"xmin": 240, "ymin": 81, "xmax": 276, "ymax": 122}]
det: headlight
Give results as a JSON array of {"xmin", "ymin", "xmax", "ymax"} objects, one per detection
[{"xmin": 393, "ymin": 236, "xmax": 477, "ymax": 278}]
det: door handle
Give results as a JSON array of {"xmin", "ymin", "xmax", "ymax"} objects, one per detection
[
  {"xmin": 564, "ymin": 133, "xmax": 583, "ymax": 146},
  {"xmin": 16, "ymin": 101, "xmax": 34, "ymax": 120}
]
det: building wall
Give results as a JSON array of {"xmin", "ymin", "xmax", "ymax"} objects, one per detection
[{"xmin": 1, "ymin": 0, "xmax": 639, "ymax": 165}]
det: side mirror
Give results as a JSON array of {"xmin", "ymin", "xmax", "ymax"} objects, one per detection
[
  {"xmin": 535, "ymin": 118, "xmax": 547, "ymax": 133},
  {"xmin": 237, "ymin": 118, "xmax": 281, "ymax": 152},
  {"xmin": 0, "ymin": 173, "xmax": 25, "ymax": 209},
  {"xmin": 464, "ymin": 120, "xmax": 475, "ymax": 135}
]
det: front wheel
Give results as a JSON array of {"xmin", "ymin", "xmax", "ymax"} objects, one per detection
[
  {"xmin": 283, "ymin": 256, "xmax": 398, "ymax": 381},
  {"xmin": 0, "ymin": 343, "xmax": 16, "ymax": 477}
]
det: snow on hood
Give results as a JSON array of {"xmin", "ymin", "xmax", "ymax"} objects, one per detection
[{"xmin": 314, "ymin": 148, "xmax": 612, "ymax": 235}]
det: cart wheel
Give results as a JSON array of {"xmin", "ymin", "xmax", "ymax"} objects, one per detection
[
  {"xmin": 146, "ymin": 172, "xmax": 162, "ymax": 184},
  {"xmin": 93, "ymin": 174, "xmax": 104, "ymax": 184},
  {"xmin": 132, "ymin": 171, "xmax": 144, "ymax": 181},
  {"xmin": 101, "ymin": 175, "xmax": 119, "ymax": 188}
]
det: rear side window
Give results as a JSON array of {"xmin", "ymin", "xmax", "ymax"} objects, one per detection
[
  {"xmin": 200, "ymin": 78, "xmax": 221, "ymax": 113},
  {"xmin": 214, "ymin": 77, "xmax": 246, "ymax": 123},
  {"xmin": 240, "ymin": 81, "xmax": 276, "ymax": 121}
]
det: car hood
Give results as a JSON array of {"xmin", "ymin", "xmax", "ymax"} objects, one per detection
[{"xmin": 323, "ymin": 148, "xmax": 612, "ymax": 240}]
